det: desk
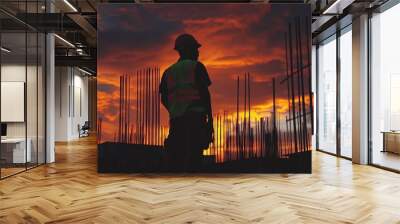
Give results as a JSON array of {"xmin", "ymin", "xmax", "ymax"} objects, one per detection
[
  {"xmin": 1, "ymin": 138, "xmax": 31, "ymax": 163},
  {"xmin": 382, "ymin": 131, "xmax": 400, "ymax": 154}
]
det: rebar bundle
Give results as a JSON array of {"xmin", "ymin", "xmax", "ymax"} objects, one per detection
[
  {"xmin": 114, "ymin": 67, "xmax": 162, "ymax": 146},
  {"xmin": 134, "ymin": 67, "xmax": 162, "ymax": 146}
]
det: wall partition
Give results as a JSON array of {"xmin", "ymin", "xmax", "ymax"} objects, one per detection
[{"xmin": 0, "ymin": 1, "xmax": 46, "ymax": 179}]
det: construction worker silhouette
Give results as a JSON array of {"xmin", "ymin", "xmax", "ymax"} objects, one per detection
[{"xmin": 159, "ymin": 34, "xmax": 214, "ymax": 172}]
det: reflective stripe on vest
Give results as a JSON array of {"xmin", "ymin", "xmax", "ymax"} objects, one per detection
[{"xmin": 165, "ymin": 60, "xmax": 202, "ymax": 118}]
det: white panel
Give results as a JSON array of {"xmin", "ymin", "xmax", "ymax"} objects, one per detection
[
  {"xmin": 1, "ymin": 82, "xmax": 25, "ymax": 122},
  {"xmin": 72, "ymin": 86, "xmax": 82, "ymax": 138}
]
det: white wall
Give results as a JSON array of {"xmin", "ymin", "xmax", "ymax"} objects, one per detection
[
  {"xmin": 55, "ymin": 67, "xmax": 89, "ymax": 141},
  {"xmin": 1, "ymin": 64, "xmax": 42, "ymax": 137},
  {"xmin": 55, "ymin": 67, "xmax": 69, "ymax": 141},
  {"xmin": 1, "ymin": 65, "xmax": 27, "ymax": 139}
]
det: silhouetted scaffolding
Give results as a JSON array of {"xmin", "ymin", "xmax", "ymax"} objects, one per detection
[
  {"xmin": 206, "ymin": 16, "xmax": 313, "ymax": 163},
  {"xmin": 134, "ymin": 67, "xmax": 163, "ymax": 145},
  {"xmin": 208, "ymin": 74, "xmax": 281, "ymax": 163},
  {"xmin": 107, "ymin": 67, "xmax": 163, "ymax": 146},
  {"xmin": 280, "ymin": 16, "xmax": 313, "ymax": 155}
]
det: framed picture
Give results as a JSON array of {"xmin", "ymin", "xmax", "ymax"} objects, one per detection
[{"xmin": 97, "ymin": 3, "xmax": 312, "ymax": 173}]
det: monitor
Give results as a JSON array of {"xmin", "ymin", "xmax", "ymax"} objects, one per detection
[{"xmin": 1, "ymin": 123, "xmax": 7, "ymax": 137}]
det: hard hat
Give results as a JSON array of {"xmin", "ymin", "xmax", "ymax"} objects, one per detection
[{"xmin": 174, "ymin": 34, "xmax": 201, "ymax": 51}]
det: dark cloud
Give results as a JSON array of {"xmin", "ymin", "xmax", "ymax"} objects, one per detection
[
  {"xmin": 98, "ymin": 83, "xmax": 117, "ymax": 93},
  {"xmin": 246, "ymin": 4, "xmax": 311, "ymax": 54},
  {"xmin": 145, "ymin": 4, "xmax": 269, "ymax": 21},
  {"xmin": 99, "ymin": 5, "xmax": 184, "ymax": 57}
]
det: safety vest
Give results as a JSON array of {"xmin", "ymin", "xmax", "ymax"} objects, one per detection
[{"xmin": 165, "ymin": 59, "xmax": 205, "ymax": 118}]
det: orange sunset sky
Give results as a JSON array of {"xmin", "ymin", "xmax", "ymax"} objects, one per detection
[{"xmin": 97, "ymin": 4, "xmax": 311, "ymax": 142}]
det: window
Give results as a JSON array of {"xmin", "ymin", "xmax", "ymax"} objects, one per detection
[
  {"xmin": 339, "ymin": 27, "xmax": 352, "ymax": 158},
  {"xmin": 317, "ymin": 35, "xmax": 337, "ymax": 154},
  {"xmin": 370, "ymin": 3, "xmax": 400, "ymax": 171}
]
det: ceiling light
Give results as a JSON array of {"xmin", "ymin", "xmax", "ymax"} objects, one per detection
[
  {"xmin": 54, "ymin": 34, "xmax": 75, "ymax": 48},
  {"xmin": 78, "ymin": 67, "xmax": 94, "ymax": 76},
  {"xmin": 322, "ymin": 0, "xmax": 355, "ymax": 15},
  {"xmin": 1, "ymin": 47, "xmax": 11, "ymax": 53},
  {"xmin": 322, "ymin": 0, "xmax": 342, "ymax": 14},
  {"xmin": 63, "ymin": 0, "xmax": 78, "ymax": 12},
  {"xmin": 76, "ymin": 48, "xmax": 85, "ymax": 56}
]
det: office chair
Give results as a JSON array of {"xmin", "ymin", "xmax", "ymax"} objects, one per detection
[{"xmin": 79, "ymin": 121, "xmax": 90, "ymax": 138}]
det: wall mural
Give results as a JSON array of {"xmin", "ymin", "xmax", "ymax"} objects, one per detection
[{"xmin": 97, "ymin": 3, "xmax": 313, "ymax": 173}]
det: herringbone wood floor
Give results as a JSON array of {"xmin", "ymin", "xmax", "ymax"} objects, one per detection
[{"xmin": 1, "ymin": 136, "xmax": 400, "ymax": 224}]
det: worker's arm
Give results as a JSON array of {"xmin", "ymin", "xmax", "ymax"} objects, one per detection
[
  {"xmin": 195, "ymin": 62, "xmax": 212, "ymax": 119},
  {"xmin": 161, "ymin": 93, "xmax": 168, "ymax": 110},
  {"xmin": 203, "ymin": 88, "xmax": 213, "ymax": 124},
  {"xmin": 196, "ymin": 62, "xmax": 214, "ymax": 143},
  {"xmin": 159, "ymin": 71, "xmax": 169, "ymax": 110}
]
